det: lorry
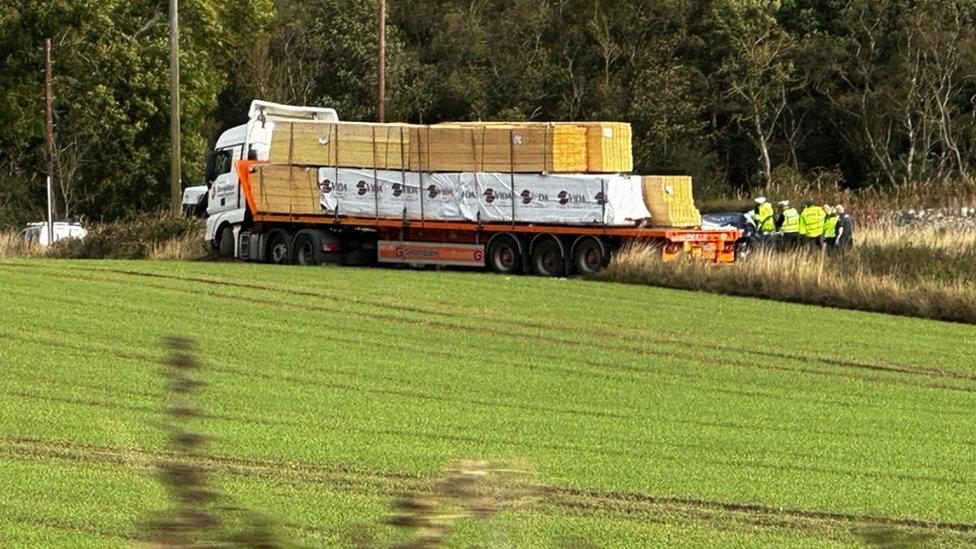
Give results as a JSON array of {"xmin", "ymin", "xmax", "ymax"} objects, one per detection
[{"xmin": 188, "ymin": 100, "xmax": 739, "ymax": 275}]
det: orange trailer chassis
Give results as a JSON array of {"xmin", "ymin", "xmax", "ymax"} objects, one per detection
[{"xmin": 236, "ymin": 161, "xmax": 739, "ymax": 268}]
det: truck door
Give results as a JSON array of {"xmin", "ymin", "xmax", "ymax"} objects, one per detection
[{"xmin": 206, "ymin": 145, "xmax": 242, "ymax": 214}]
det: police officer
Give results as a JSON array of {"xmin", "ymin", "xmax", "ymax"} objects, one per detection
[
  {"xmin": 753, "ymin": 196, "xmax": 776, "ymax": 233},
  {"xmin": 798, "ymin": 199, "xmax": 826, "ymax": 248},
  {"xmin": 776, "ymin": 200, "xmax": 800, "ymax": 250},
  {"xmin": 823, "ymin": 203, "xmax": 839, "ymax": 247},
  {"xmin": 834, "ymin": 204, "xmax": 854, "ymax": 248}
]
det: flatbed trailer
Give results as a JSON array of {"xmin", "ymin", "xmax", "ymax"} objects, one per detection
[{"xmin": 233, "ymin": 160, "xmax": 739, "ymax": 275}]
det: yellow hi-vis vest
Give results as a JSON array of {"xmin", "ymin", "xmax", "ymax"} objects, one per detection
[
  {"xmin": 799, "ymin": 206, "xmax": 826, "ymax": 237},
  {"xmin": 756, "ymin": 202, "xmax": 775, "ymax": 232},
  {"xmin": 781, "ymin": 208, "xmax": 800, "ymax": 234},
  {"xmin": 824, "ymin": 214, "xmax": 839, "ymax": 238}
]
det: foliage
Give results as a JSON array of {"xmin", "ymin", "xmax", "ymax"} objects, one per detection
[
  {"xmin": 3, "ymin": 0, "xmax": 976, "ymax": 229},
  {"xmin": 387, "ymin": 459, "xmax": 541, "ymax": 547},
  {"xmin": 45, "ymin": 213, "xmax": 205, "ymax": 259},
  {"xmin": 0, "ymin": 0, "xmax": 273, "ymax": 224},
  {"xmin": 143, "ymin": 335, "xmax": 285, "ymax": 547}
]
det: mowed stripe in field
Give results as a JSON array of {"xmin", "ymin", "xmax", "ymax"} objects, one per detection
[
  {"xmin": 1, "ymin": 259, "xmax": 975, "ymax": 546},
  {"xmin": 3, "ymin": 436, "xmax": 976, "ymax": 543}
]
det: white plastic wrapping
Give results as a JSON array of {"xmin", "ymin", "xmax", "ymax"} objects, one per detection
[{"xmin": 317, "ymin": 168, "xmax": 649, "ymax": 226}]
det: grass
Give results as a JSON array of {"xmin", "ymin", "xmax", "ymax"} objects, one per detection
[
  {"xmin": 0, "ymin": 230, "xmax": 37, "ymax": 259},
  {"xmin": 858, "ymin": 219, "xmax": 976, "ymax": 253},
  {"xmin": 698, "ymin": 169, "xmax": 976, "ymax": 215},
  {"xmin": 597, "ymin": 222, "xmax": 976, "ymax": 325},
  {"xmin": 853, "ymin": 222, "xmax": 976, "ymax": 286},
  {"xmin": 1, "ymin": 259, "xmax": 976, "ymax": 547},
  {"xmin": 0, "ymin": 213, "xmax": 206, "ymax": 261}
]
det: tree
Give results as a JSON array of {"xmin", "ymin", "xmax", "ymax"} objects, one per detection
[
  {"xmin": 0, "ymin": 0, "xmax": 273, "ymax": 223},
  {"xmin": 812, "ymin": 0, "xmax": 976, "ymax": 187},
  {"xmin": 4, "ymin": 0, "xmax": 976, "ymax": 227},
  {"xmin": 713, "ymin": 0, "xmax": 799, "ymax": 187}
]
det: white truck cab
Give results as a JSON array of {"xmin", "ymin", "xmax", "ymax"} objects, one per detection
[{"xmin": 191, "ymin": 100, "xmax": 338, "ymax": 255}]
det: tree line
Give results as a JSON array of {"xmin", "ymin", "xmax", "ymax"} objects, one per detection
[{"xmin": 2, "ymin": 0, "xmax": 975, "ymax": 227}]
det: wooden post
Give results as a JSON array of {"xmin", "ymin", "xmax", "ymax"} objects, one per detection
[
  {"xmin": 377, "ymin": 0, "xmax": 386, "ymax": 123},
  {"xmin": 45, "ymin": 38, "xmax": 55, "ymax": 237},
  {"xmin": 169, "ymin": 0, "xmax": 182, "ymax": 214}
]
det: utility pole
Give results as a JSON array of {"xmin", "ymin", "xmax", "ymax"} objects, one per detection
[
  {"xmin": 45, "ymin": 38, "xmax": 55, "ymax": 239},
  {"xmin": 169, "ymin": 0, "xmax": 181, "ymax": 214},
  {"xmin": 377, "ymin": 0, "xmax": 386, "ymax": 123}
]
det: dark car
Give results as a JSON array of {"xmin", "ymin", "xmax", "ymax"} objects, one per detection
[{"xmin": 701, "ymin": 212, "xmax": 759, "ymax": 258}]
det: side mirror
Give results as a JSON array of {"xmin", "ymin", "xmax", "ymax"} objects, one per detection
[{"xmin": 204, "ymin": 151, "xmax": 216, "ymax": 185}]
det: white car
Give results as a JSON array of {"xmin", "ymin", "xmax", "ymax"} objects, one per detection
[
  {"xmin": 182, "ymin": 185, "xmax": 208, "ymax": 217},
  {"xmin": 22, "ymin": 221, "xmax": 87, "ymax": 246}
]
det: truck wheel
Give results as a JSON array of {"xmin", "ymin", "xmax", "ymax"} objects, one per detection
[
  {"xmin": 488, "ymin": 236, "xmax": 521, "ymax": 274},
  {"xmin": 294, "ymin": 234, "xmax": 318, "ymax": 266},
  {"xmin": 267, "ymin": 231, "xmax": 292, "ymax": 265},
  {"xmin": 217, "ymin": 226, "xmax": 235, "ymax": 257},
  {"xmin": 531, "ymin": 239, "xmax": 565, "ymax": 277},
  {"xmin": 572, "ymin": 237, "xmax": 606, "ymax": 275}
]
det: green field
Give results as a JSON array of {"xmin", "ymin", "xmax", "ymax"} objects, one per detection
[{"xmin": 1, "ymin": 259, "xmax": 975, "ymax": 547}]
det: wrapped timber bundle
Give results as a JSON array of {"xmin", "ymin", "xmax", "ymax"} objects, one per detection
[
  {"xmin": 245, "ymin": 165, "xmax": 322, "ymax": 216},
  {"xmin": 266, "ymin": 120, "xmax": 633, "ymax": 174},
  {"xmin": 410, "ymin": 124, "xmax": 588, "ymax": 173},
  {"xmin": 243, "ymin": 164, "xmax": 650, "ymax": 225},
  {"xmin": 582, "ymin": 122, "xmax": 632, "ymax": 173},
  {"xmin": 255, "ymin": 118, "xmax": 708, "ymax": 229},
  {"xmin": 433, "ymin": 121, "xmax": 633, "ymax": 173},
  {"xmin": 269, "ymin": 121, "xmax": 414, "ymax": 169},
  {"xmin": 640, "ymin": 175, "xmax": 702, "ymax": 228}
]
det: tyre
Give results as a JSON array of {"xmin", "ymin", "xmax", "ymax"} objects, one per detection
[
  {"xmin": 531, "ymin": 239, "xmax": 565, "ymax": 277},
  {"xmin": 294, "ymin": 234, "xmax": 318, "ymax": 266},
  {"xmin": 572, "ymin": 237, "xmax": 606, "ymax": 275},
  {"xmin": 487, "ymin": 236, "xmax": 521, "ymax": 274},
  {"xmin": 217, "ymin": 226, "xmax": 235, "ymax": 257},
  {"xmin": 266, "ymin": 231, "xmax": 292, "ymax": 265}
]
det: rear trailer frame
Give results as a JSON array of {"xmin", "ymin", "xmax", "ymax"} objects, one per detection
[{"xmin": 234, "ymin": 160, "xmax": 739, "ymax": 271}]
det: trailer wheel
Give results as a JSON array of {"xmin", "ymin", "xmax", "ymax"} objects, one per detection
[
  {"xmin": 488, "ymin": 236, "xmax": 521, "ymax": 274},
  {"xmin": 217, "ymin": 226, "xmax": 235, "ymax": 258},
  {"xmin": 531, "ymin": 239, "xmax": 565, "ymax": 277},
  {"xmin": 572, "ymin": 237, "xmax": 606, "ymax": 275},
  {"xmin": 267, "ymin": 231, "xmax": 292, "ymax": 265},
  {"xmin": 294, "ymin": 234, "xmax": 318, "ymax": 266}
]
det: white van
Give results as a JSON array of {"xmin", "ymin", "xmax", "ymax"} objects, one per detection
[{"xmin": 22, "ymin": 221, "xmax": 87, "ymax": 247}]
